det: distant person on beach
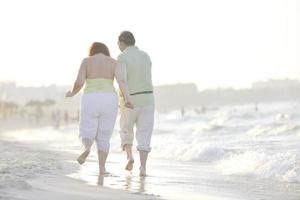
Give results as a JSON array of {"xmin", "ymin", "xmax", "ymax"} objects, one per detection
[
  {"xmin": 52, "ymin": 109, "xmax": 61, "ymax": 129},
  {"xmin": 65, "ymin": 42, "xmax": 133, "ymax": 175},
  {"xmin": 117, "ymin": 31, "xmax": 155, "ymax": 176},
  {"xmin": 34, "ymin": 105, "xmax": 43, "ymax": 124},
  {"xmin": 64, "ymin": 110, "xmax": 69, "ymax": 125},
  {"xmin": 181, "ymin": 106, "xmax": 185, "ymax": 117},
  {"xmin": 254, "ymin": 103, "xmax": 259, "ymax": 112}
]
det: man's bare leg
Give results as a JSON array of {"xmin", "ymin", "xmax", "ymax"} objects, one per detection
[
  {"xmin": 139, "ymin": 150, "xmax": 148, "ymax": 177},
  {"xmin": 124, "ymin": 144, "xmax": 134, "ymax": 171},
  {"xmin": 77, "ymin": 138, "xmax": 93, "ymax": 164},
  {"xmin": 98, "ymin": 149, "xmax": 109, "ymax": 175}
]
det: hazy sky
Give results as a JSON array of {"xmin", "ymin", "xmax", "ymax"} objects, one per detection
[{"xmin": 0, "ymin": 0, "xmax": 299, "ymax": 89}]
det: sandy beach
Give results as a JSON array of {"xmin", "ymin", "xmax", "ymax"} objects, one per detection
[
  {"xmin": 0, "ymin": 125, "xmax": 230, "ymax": 200},
  {"xmin": 0, "ymin": 128, "xmax": 159, "ymax": 200}
]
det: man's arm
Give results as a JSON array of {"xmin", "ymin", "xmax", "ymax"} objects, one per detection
[{"xmin": 115, "ymin": 62, "xmax": 133, "ymax": 109}]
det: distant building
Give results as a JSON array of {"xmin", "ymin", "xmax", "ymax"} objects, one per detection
[
  {"xmin": 1, "ymin": 79, "xmax": 300, "ymax": 111},
  {"xmin": 252, "ymin": 79, "xmax": 300, "ymax": 89},
  {"xmin": 154, "ymin": 83, "xmax": 199, "ymax": 110},
  {"xmin": 0, "ymin": 82, "xmax": 77, "ymax": 106},
  {"xmin": 0, "ymin": 81, "xmax": 16, "ymax": 91}
]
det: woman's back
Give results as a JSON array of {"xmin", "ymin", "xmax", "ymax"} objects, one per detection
[
  {"xmin": 83, "ymin": 53, "xmax": 117, "ymax": 93},
  {"xmin": 84, "ymin": 53, "xmax": 116, "ymax": 80}
]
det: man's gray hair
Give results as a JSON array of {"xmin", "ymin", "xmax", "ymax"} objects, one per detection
[{"xmin": 119, "ymin": 31, "xmax": 135, "ymax": 46}]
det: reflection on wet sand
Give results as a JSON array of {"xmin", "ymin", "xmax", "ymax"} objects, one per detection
[
  {"xmin": 97, "ymin": 175, "xmax": 146, "ymax": 194},
  {"xmin": 97, "ymin": 175, "xmax": 104, "ymax": 186}
]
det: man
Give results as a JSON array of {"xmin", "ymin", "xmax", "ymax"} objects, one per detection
[{"xmin": 117, "ymin": 31, "xmax": 155, "ymax": 177}]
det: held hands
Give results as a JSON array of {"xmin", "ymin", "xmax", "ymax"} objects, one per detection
[
  {"xmin": 125, "ymin": 99, "xmax": 134, "ymax": 109},
  {"xmin": 65, "ymin": 91, "xmax": 74, "ymax": 98}
]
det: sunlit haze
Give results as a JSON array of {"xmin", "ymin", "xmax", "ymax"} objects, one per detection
[{"xmin": 0, "ymin": 0, "xmax": 299, "ymax": 89}]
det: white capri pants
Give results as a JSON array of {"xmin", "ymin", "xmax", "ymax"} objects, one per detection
[
  {"xmin": 79, "ymin": 92, "xmax": 118, "ymax": 153},
  {"xmin": 119, "ymin": 105, "xmax": 155, "ymax": 152}
]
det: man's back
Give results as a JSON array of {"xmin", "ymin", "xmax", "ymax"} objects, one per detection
[{"xmin": 118, "ymin": 46, "xmax": 154, "ymax": 107}]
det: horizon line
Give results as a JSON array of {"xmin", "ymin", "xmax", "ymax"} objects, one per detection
[{"xmin": 1, "ymin": 78, "xmax": 300, "ymax": 91}]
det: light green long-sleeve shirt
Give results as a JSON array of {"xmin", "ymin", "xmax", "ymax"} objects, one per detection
[{"xmin": 118, "ymin": 46, "xmax": 154, "ymax": 107}]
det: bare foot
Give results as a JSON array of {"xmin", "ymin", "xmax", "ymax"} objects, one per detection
[
  {"xmin": 139, "ymin": 166, "xmax": 146, "ymax": 177},
  {"xmin": 99, "ymin": 168, "xmax": 111, "ymax": 176},
  {"xmin": 77, "ymin": 150, "xmax": 90, "ymax": 165},
  {"xmin": 100, "ymin": 171, "xmax": 111, "ymax": 176},
  {"xmin": 125, "ymin": 159, "xmax": 134, "ymax": 171}
]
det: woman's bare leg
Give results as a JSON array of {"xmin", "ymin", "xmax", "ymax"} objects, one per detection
[
  {"xmin": 98, "ymin": 149, "xmax": 109, "ymax": 175},
  {"xmin": 77, "ymin": 138, "xmax": 93, "ymax": 164}
]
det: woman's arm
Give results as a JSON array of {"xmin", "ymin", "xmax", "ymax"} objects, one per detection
[
  {"xmin": 114, "ymin": 62, "xmax": 134, "ymax": 109},
  {"xmin": 66, "ymin": 59, "xmax": 87, "ymax": 98}
]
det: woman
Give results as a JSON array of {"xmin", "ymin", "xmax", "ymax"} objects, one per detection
[{"xmin": 66, "ymin": 42, "xmax": 133, "ymax": 175}]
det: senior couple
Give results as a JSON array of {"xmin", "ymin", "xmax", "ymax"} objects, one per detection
[{"xmin": 65, "ymin": 31, "xmax": 154, "ymax": 177}]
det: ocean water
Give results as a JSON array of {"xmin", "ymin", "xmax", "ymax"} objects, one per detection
[
  {"xmin": 151, "ymin": 102, "xmax": 300, "ymax": 184},
  {"xmin": 1, "ymin": 102, "xmax": 300, "ymax": 200},
  {"xmin": 74, "ymin": 101, "xmax": 300, "ymax": 200}
]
